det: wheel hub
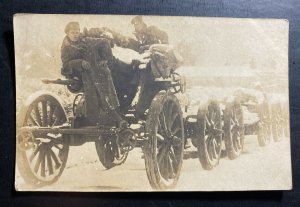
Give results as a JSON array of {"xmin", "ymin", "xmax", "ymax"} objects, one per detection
[
  {"xmin": 17, "ymin": 130, "xmax": 35, "ymax": 151},
  {"xmin": 117, "ymin": 128, "xmax": 137, "ymax": 152}
]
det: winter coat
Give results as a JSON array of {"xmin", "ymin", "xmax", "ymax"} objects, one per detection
[
  {"xmin": 134, "ymin": 25, "xmax": 169, "ymax": 46},
  {"xmin": 61, "ymin": 36, "xmax": 119, "ymax": 111}
]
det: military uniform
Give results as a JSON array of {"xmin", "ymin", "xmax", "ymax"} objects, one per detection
[
  {"xmin": 130, "ymin": 16, "xmax": 171, "ymax": 118},
  {"xmin": 61, "ymin": 35, "xmax": 120, "ymax": 113},
  {"xmin": 134, "ymin": 25, "xmax": 169, "ymax": 47}
]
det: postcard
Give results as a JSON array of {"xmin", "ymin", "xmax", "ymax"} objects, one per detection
[{"xmin": 14, "ymin": 14, "xmax": 291, "ymax": 191}]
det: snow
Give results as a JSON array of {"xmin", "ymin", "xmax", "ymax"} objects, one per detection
[
  {"xmin": 232, "ymin": 87, "xmax": 265, "ymax": 104},
  {"xmin": 185, "ymin": 86, "xmax": 264, "ymax": 107},
  {"xmin": 15, "ymin": 136, "xmax": 292, "ymax": 191},
  {"xmin": 112, "ymin": 46, "xmax": 149, "ymax": 65},
  {"xmin": 242, "ymin": 106, "xmax": 260, "ymax": 125},
  {"xmin": 176, "ymin": 66, "xmax": 256, "ymax": 78},
  {"xmin": 268, "ymin": 93, "xmax": 288, "ymax": 105}
]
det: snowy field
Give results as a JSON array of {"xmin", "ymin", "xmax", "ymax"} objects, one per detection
[{"xmin": 15, "ymin": 134, "xmax": 292, "ymax": 192}]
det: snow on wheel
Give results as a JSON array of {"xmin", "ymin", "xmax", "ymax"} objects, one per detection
[
  {"xmin": 224, "ymin": 100, "xmax": 245, "ymax": 160},
  {"xmin": 257, "ymin": 101, "xmax": 271, "ymax": 147},
  {"xmin": 16, "ymin": 93, "xmax": 69, "ymax": 187},
  {"xmin": 196, "ymin": 100, "xmax": 222, "ymax": 170},
  {"xmin": 144, "ymin": 92, "xmax": 184, "ymax": 190}
]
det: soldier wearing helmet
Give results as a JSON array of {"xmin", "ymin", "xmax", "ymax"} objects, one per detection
[
  {"xmin": 131, "ymin": 15, "xmax": 169, "ymax": 52},
  {"xmin": 61, "ymin": 21, "xmax": 127, "ymax": 128}
]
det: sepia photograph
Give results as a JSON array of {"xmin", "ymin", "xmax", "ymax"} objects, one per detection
[{"xmin": 14, "ymin": 14, "xmax": 291, "ymax": 191}]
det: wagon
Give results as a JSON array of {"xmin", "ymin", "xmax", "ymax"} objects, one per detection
[
  {"xmin": 16, "ymin": 43, "xmax": 187, "ymax": 190},
  {"xmin": 269, "ymin": 93, "xmax": 290, "ymax": 142},
  {"xmin": 184, "ymin": 95, "xmax": 245, "ymax": 170},
  {"xmin": 183, "ymin": 85, "xmax": 273, "ymax": 171},
  {"xmin": 220, "ymin": 85, "xmax": 289, "ymax": 149},
  {"xmin": 240, "ymin": 88, "xmax": 289, "ymax": 146},
  {"xmin": 233, "ymin": 87, "xmax": 272, "ymax": 147}
]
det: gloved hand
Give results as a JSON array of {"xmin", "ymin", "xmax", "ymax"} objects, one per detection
[
  {"xmin": 131, "ymin": 59, "xmax": 141, "ymax": 67},
  {"xmin": 81, "ymin": 60, "xmax": 91, "ymax": 71},
  {"xmin": 131, "ymin": 52, "xmax": 151, "ymax": 70},
  {"xmin": 139, "ymin": 45, "xmax": 150, "ymax": 54}
]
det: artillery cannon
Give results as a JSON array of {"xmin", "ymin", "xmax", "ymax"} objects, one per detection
[{"xmin": 16, "ymin": 44, "xmax": 187, "ymax": 190}]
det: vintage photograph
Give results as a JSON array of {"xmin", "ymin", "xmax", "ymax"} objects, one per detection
[{"xmin": 14, "ymin": 14, "xmax": 291, "ymax": 191}]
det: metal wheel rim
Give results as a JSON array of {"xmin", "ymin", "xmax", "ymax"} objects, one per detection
[
  {"xmin": 18, "ymin": 96, "xmax": 68, "ymax": 182},
  {"xmin": 204, "ymin": 104, "xmax": 222, "ymax": 163},
  {"xmin": 154, "ymin": 98, "xmax": 183, "ymax": 183},
  {"xmin": 230, "ymin": 107, "xmax": 242, "ymax": 153}
]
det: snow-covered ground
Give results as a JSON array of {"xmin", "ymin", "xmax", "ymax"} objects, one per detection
[{"xmin": 15, "ymin": 134, "xmax": 292, "ymax": 191}]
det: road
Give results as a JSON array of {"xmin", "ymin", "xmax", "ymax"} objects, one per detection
[{"xmin": 15, "ymin": 135, "xmax": 292, "ymax": 192}]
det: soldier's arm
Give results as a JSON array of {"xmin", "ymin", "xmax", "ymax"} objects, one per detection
[
  {"xmin": 83, "ymin": 27, "xmax": 106, "ymax": 38},
  {"xmin": 104, "ymin": 27, "xmax": 141, "ymax": 51},
  {"xmin": 149, "ymin": 26, "xmax": 169, "ymax": 44},
  {"xmin": 125, "ymin": 37, "xmax": 141, "ymax": 52}
]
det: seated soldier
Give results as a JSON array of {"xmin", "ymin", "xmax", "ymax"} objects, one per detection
[
  {"xmin": 130, "ymin": 16, "xmax": 174, "ymax": 119},
  {"xmin": 61, "ymin": 22, "xmax": 127, "ymax": 128}
]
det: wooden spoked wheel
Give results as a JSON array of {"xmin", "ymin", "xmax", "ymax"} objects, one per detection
[
  {"xmin": 16, "ymin": 94, "xmax": 69, "ymax": 186},
  {"xmin": 224, "ymin": 101, "xmax": 245, "ymax": 160},
  {"xmin": 95, "ymin": 133, "xmax": 129, "ymax": 169},
  {"xmin": 271, "ymin": 103, "xmax": 284, "ymax": 142},
  {"xmin": 196, "ymin": 100, "xmax": 222, "ymax": 170},
  {"xmin": 257, "ymin": 101, "xmax": 271, "ymax": 147},
  {"xmin": 144, "ymin": 93, "xmax": 184, "ymax": 190}
]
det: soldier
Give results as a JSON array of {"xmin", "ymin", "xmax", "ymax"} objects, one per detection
[
  {"xmin": 131, "ymin": 15, "xmax": 169, "ymax": 53},
  {"xmin": 130, "ymin": 16, "xmax": 173, "ymax": 119},
  {"xmin": 61, "ymin": 22, "xmax": 127, "ymax": 128}
]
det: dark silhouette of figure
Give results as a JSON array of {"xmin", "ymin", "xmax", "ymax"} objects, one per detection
[
  {"xmin": 131, "ymin": 15, "xmax": 169, "ymax": 53},
  {"xmin": 61, "ymin": 22, "xmax": 127, "ymax": 127}
]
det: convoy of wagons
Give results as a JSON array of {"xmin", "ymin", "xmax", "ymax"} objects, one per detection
[{"xmin": 16, "ymin": 44, "xmax": 289, "ymax": 190}]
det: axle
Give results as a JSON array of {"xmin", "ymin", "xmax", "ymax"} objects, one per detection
[
  {"xmin": 17, "ymin": 123, "xmax": 147, "ymax": 144},
  {"xmin": 18, "ymin": 124, "xmax": 119, "ymax": 137}
]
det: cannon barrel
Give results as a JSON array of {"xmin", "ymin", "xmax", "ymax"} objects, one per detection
[{"xmin": 41, "ymin": 79, "xmax": 78, "ymax": 86}]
